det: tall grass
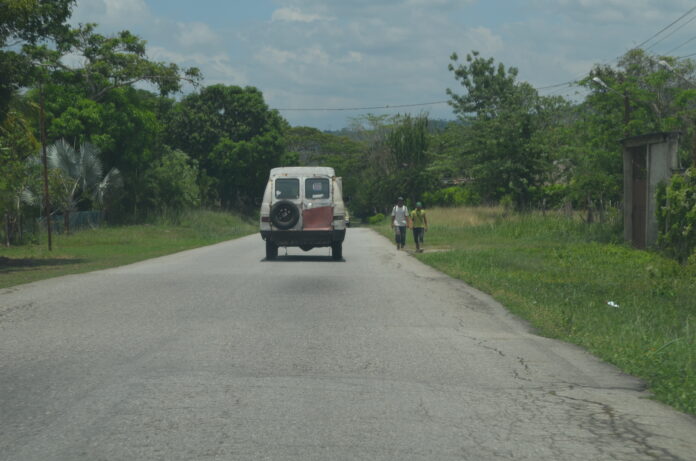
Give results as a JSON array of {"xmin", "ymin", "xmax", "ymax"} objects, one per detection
[{"xmin": 376, "ymin": 206, "xmax": 696, "ymax": 415}]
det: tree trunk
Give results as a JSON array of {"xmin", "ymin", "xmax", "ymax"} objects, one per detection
[
  {"xmin": 4, "ymin": 213, "xmax": 10, "ymax": 247},
  {"xmin": 64, "ymin": 210, "xmax": 70, "ymax": 235}
]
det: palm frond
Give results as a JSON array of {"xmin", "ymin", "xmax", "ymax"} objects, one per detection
[
  {"xmin": 93, "ymin": 167, "xmax": 123, "ymax": 207},
  {"xmin": 47, "ymin": 139, "xmax": 80, "ymax": 179},
  {"xmin": 79, "ymin": 141, "xmax": 103, "ymax": 189},
  {"xmin": 20, "ymin": 188, "xmax": 37, "ymax": 206}
]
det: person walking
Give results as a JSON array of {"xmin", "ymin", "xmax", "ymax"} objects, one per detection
[
  {"xmin": 391, "ymin": 197, "xmax": 410, "ymax": 249},
  {"xmin": 410, "ymin": 201, "xmax": 428, "ymax": 252}
]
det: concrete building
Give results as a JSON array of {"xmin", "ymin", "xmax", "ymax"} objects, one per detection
[{"xmin": 622, "ymin": 132, "xmax": 682, "ymax": 249}]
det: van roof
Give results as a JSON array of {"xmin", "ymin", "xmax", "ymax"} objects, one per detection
[{"xmin": 270, "ymin": 166, "xmax": 335, "ymax": 178}]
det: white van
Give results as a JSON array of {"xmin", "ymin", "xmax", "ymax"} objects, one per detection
[{"xmin": 260, "ymin": 166, "xmax": 347, "ymax": 260}]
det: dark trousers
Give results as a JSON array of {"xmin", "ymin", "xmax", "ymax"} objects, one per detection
[
  {"xmin": 395, "ymin": 226, "xmax": 407, "ymax": 246},
  {"xmin": 413, "ymin": 227, "xmax": 424, "ymax": 246}
]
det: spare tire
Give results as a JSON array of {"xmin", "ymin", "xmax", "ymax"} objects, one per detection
[{"xmin": 270, "ymin": 200, "xmax": 300, "ymax": 229}]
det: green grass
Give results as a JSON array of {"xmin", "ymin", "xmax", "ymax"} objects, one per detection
[
  {"xmin": 0, "ymin": 209, "xmax": 257, "ymax": 289},
  {"xmin": 376, "ymin": 207, "xmax": 696, "ymax": 415}
]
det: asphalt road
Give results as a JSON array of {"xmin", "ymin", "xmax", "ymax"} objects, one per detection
[{"xmin": 1, "ymin": 228, "xmax": 695, "ymax": 460}]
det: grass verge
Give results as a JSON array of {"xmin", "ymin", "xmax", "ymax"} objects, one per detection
[
  {"xmin": 0, "ymin": 209, "xmax": 256, "ymax": 289},
  {"xmin": 376, "ymin": 206, "xmax": 696, "ymax": 415}
]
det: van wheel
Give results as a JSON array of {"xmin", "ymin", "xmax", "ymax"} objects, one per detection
[
  {"xmin": 331, "ymin": 242, "xmax": 342, "ymax": 260},
  {"xmin": 270, "ymin": 200, "xmax": 300, "ymax": 229},
  {"xmin": 266, "ymin": 240, "xmax": 278, "ymax": 260}
]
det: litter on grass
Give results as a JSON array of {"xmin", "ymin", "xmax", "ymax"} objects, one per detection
[{"xmin": 607, "ymin": 301, "xmax": 620, "ymax": 308}]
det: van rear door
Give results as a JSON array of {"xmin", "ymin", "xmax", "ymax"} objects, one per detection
[{"xmin": 302, "ymin": 176, "xmax": 332, "ymax": 230}]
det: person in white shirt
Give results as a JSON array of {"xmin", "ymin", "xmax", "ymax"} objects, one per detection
[{"xmin": 390, "ymin": 197, "xmax": 410, "ymax": 249}]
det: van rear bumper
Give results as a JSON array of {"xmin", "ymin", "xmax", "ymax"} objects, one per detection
[{"xmin": 260, "ymin": 229, "xmax": 345, "ymax": 247}]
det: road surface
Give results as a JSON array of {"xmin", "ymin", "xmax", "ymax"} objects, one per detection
[{"xmin": 1, "ymin": 228, "xmax": 695, "ymax": 460}]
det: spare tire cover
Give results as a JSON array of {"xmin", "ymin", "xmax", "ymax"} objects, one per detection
[{"xmin": 270, "ymin": 200, "xmax": 300, "ymax": 229}]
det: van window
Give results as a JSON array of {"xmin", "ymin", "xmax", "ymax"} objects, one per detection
[
  {"xmin": 306, "ymin": 178, "xmax": 330, "ymax": 199},
  {"xmin": 275, "ymin": 178, "xmax": 299, "ymax": 199}
]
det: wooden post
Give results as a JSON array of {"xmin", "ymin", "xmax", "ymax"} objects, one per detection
[{"xmin": 40, "ymin": 85, "xmax": 52, "ymax": 251}]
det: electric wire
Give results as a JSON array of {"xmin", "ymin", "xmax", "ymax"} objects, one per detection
[
  {"xmin": 634, "ymin": 5, "xmax": 696, "ymax": 50},
  {"xmin": 665, "ymin": 33, "xmax": 696, "ymax": 56},
  {"xmin": 645, "ymin": 13, "xmax": 696, "ymax": 52},
  {"xmin": 276, "ymin": 5, "xmax": 696, "ymax": 112}
]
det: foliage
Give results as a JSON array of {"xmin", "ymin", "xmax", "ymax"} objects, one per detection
[
  {"xmin": 165, "ymin": 84, "xmax": 286, "ymax": 210},
  {"xmin": 422, "ymin": 185, "xmax": 480, "ymax": 207},
  {"xmin": 367, "ymin": 213, "xmax": 385, "ymax": 225},
  {"xmin": 284, "ymin": 125, "xmax": 364, "ymax": 202},
  {"xmin": 340, "ymin": 113, "xmax": 436, "ymax": 217},
  {"xmin": 0, "ymin": 0, "xmax": 75, "ymax": 120},
  {"xmin": 657, "ymin": 168, "xmax": 696, "ymax": 262},
  {"xmin": 44, "ymin": 139, "xmax": 121, "ymax": 233},
  {"xmin": 446, "ymin": 51, "xmax": 565, "ymax": 210},
  {"xmin": 24, "ymin": 23, "xmax": 201, "ymax": 101},
  {"xmin": 144, "ymin": 148, "xmax": 200, "ymax": 214}
]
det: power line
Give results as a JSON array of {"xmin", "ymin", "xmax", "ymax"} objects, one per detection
[
  {"xmin": 277, "ymin": 5, "xmax": 696, "ymax": 113},
  {"xmin": 665, "ymin": 33, "xmax": 696, "ymax": 56},
  {"xmin": 634, "ymin": 5, "xmax": 696, "ymax": 50},
  {"xmin": 645, "ymin": 12, "xmax": 696, "ymax": 52},
  {"xmin": 535, "ymin": 80, "xmax": 577, "ymax": 90}
]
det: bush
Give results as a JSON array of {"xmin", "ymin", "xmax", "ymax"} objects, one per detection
[
  {"xmin": 368, "ymin": 213, "xmax": 386, "ymax": 224},
  {"xmin": 422, "ymin": 185, "xmax": 481, "ymax": 207},
  {"xmin": 656, "ymin": 168, "xmax": 696, "ymax": 263},
  {"xmin": 530, "ymin": 183, "xmax": 568, "ymax": 209},
  {"xmin": 145, "ymin": 149, "xmax": 201, "ymax": 214}
]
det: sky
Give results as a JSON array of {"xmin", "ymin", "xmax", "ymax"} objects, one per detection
[{"xmin": 70, "ymin": 0, "xmax": 696, "ymax": 130}]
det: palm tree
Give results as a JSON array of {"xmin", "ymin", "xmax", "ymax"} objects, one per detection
[{"xmin": 46, "ymin": 139, "xmax": 120, "ymax": 234}]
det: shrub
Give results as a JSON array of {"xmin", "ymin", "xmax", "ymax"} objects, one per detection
[
  {"xmin": 368, "ymin": 213, "xmax": 386, "ymax": 224},
  {"xmin": 656, "ymin": 168, "xmax": 696, "ymax": 263},
  {"xmin": 422, "ymin": 185, "xmax": 481, "ymax": 207}
]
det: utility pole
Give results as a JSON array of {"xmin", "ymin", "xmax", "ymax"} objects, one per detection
[{"xmin": 39, "ymin": 84, "xmax": 52, "ymax": 251}]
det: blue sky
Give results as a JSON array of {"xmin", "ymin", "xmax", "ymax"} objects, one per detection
[{"xmin": 71, "ymin": 0, "xmax": 696, "ymax": 130}]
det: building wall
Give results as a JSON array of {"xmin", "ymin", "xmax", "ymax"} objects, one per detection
[{"xmin": 623, "ymin": 132, "xmax": 680, "ymax": 248}]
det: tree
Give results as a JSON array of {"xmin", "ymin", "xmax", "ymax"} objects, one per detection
[
  {"xmin": 447, "ymin": 51, "xmax": 559, "ymax": 209},
  {"xmin": 0, "ymin": 96, "xmax": 40, "ymax": 244},
  {"xmin": 386, "ymin": 114, "xmax": 433, "ymax": 203},
  {"xmin": 46, "ymin": 139, "xmax": 119, "ymax": 233},
  {"xmin": 284, "ymin": 125, "xmax": 364, "ymax": 204},
  {"xmin": 165, "ymin": 84, "xmax": 287, "ymax": 209},
  {"xmin": 0, "ymin": 0, "xmax": 75, "ymax": 121},
  {"xmin": 143, "ymin": 148, "xmax": 199, "ymax": 214},
  {"xmin": 572, "ymin": 49, "xmax": 696, "ymax": 215}
]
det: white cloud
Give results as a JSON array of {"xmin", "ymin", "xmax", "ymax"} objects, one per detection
[
  {"xmin": 176, "ymin": 22, "xmax": 219, "ymax": 48},
  {"xmin": 72, "ymin": 0, "xmax": 151, "ymax": 27},
  {"xmin": 69, "ymin": 0, "xmax": 696, "ymax": 128},
  {"xmin": 271, "ymin": 7, "xmax": 330, "ymax": 23},
  {"xmin": 148, "ymin": 46, "xmax": 247, "ymax": 84}
]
